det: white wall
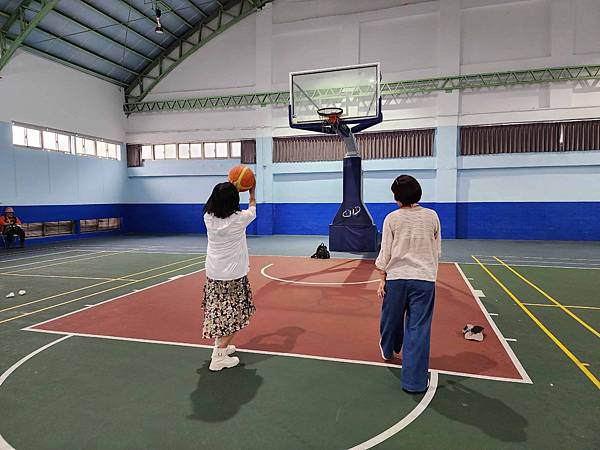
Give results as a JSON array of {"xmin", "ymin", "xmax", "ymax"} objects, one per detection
[
  {"xmin": 0, "ymin": 50, "xmax": 126, "ymax": 141},
  {"xmin": 0, "ymin": 51, "xmax": 127, "ymax": 206},
  {"xmin": 127, "ymin": 0, "xmax": 600, "ymax": 143},
  {"xmin": 124, "ymin": 0, "xmax": 600, "ymax": 207}
]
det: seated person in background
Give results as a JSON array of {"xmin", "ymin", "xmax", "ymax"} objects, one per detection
[{"xmin": 0, "ymin": 207, "xmax": 25, "ymax": 248}]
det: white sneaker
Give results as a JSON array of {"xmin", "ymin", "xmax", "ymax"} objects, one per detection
[
  {"xmin": 225, "ymin": 345, "xmax": 236, "ymax": 356},
  {"xmin": 209, "ymin": 347, "xmax": 240, "ymax": 371}
]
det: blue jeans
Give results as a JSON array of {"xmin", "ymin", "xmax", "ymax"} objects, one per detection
[{"xmin": 380, "ymin": 279, "xmax": 435, "ymax": 392}]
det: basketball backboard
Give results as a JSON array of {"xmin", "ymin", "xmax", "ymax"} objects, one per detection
[{"xmin": 289, "ymin": 63, "xmax": 380, "ymax": 125}]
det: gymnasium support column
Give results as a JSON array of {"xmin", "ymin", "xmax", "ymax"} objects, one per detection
[{"xmin": 434, "ymin": 0, "xmax": 460, "ymax": 239}]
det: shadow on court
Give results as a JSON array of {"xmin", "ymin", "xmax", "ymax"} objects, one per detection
[
  {"xmin": 188, "ymin": 327, "xmax": 304, "ymax": 422},
  {"xmin": 427, "ymin": 380, "xmax": 528, "ymax": 443},
  {"xmin": 390, "ymin": 365, "xmax": 528, "ymax": 443},
  {"xmin": 188, "ymin": 361, "xmax": 264, "ymax": 422}
]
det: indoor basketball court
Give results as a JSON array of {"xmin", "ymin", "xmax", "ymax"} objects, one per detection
[{"xmin": 1, "ymin": 0, "xmax": 599, "ymax": 449}]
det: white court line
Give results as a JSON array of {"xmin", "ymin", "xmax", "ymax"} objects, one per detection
[
  {"xmin": 455, "ymin": 263, "xmax": 532, "ymax": 384},
  {"xmin": 473, "ymin": 289, "xmax": 485, "ymax": 297},
  {"xmin": 0, "ymin": 334, "xmax": 73, "ymax": 450},
  {"xmin": 22, "ymin": 268, "xmax": 206, "ymax": 330},
  {"xmin": 24, "ymin": 329, "xmax": 530, "ymax": 384},
  {"xmin": 348, "ymin": 371, "xmax": 438, "ymax": 450},
  {"xmin": 23, "ymin": 264, "xmax": 529, "ymax": 384},
  {"xmin": 0, "ymin": 251, "xmax": 107, "ymax": 270},
  {"xmin": 261, "ymin": 264, "xmax": 380, "ymax": 286},
  {"xmin": 472, "ymin": 255, "xmax": 600, "ymax": 262},
  {"xmin": 489, "ymin": 313, "xmax": 499, "ymax": 317},
  {"xmin": 0, "ymin": 249, "xmax": 88, "ymax": 264},
  {"xmin": 461, "ymin": 262, "xmax": 600, "ymax": 271},
  {"xmin": 506, "ymin": 338, "xmax": 518, "ymax": 342}
]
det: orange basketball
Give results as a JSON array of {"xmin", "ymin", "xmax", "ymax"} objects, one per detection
[{"xmin": 228, "ymin": 165, "xmax": 255, "ymax": 192}]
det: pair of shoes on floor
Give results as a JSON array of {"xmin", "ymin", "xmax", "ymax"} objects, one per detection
[
  {"xmin": 209, "ymin": 345, "xmax": 239, "ymax": 371},
  {"xmin": 462, "ymin": 324, "xmax": 485, "ymax": 341}
]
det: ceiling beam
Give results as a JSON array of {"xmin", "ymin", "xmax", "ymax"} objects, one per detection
[
  {"xmin": 160, "ymin": 1, "xmax": 194, "ymax": 29},
  {"xmin": 125, "ymin": 0, "xmax": 272, "ymax": 104},
  {"xmin": 78, "ymin": 0, "xmax": 167, "ymax": 52},
  {"xmin": 124, "ymin": 64, "xmax": 600, "ymax": 114},
  {"xmin": 0, "ymin": 0, "xmax": 60, "ymax": 71},
  {"xmin": 183, "ymin": 0, "xmax": 209, "ymax": 19},
  {"xmin": 50, "ymin": 7, "xmax": 153, "ymax": 63},
  {"xmin": 24, "ymin": 23, "xmax": 140, "ymax": 77}
]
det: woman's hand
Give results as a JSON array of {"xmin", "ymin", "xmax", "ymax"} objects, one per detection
[{"xmin": 377, "ymin": 280, "xmax": 386, "ymax": 300}]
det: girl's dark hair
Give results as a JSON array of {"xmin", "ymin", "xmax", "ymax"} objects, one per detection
[
  {"xmin": 391, "ymin": 175, "xmax": 422, "ymax": 206},
  {"xmin": 204, "ymin": 182, "xmax": 241, "ymax": 219}
]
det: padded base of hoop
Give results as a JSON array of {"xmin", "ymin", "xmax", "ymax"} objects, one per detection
[{"xmin": 329, "ymin": 224, "xmax": 379, "ymax": 252}]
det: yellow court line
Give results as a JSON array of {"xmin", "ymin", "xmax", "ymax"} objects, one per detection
[
  {"xmin": 471, "ymin": 256, "xmax": 600, "ymax": 390},
  {"xmin": 494, "ymin": 257, "xmax": 600, "ymax": 339},
  {"xmin": 0, "ymin": 250, "xmax": 107, "ymax": 271},
  {"xmin": 522, "ymin": 303, "xmax": 600, "ymax": 311},
  {"xmin": 6, "ymin": 251, "xmax": 127, "ymax": 274},
  {"xmin": 0, "ymin": 272, "xmax": 139, "ymax": 282},
  {"xmin": 0, "ymin": 255, "xmax": 205, "ymax": 314},
  {"xmin": 0, "ymin": 259, "xmax": 205, "ymax": 325}
]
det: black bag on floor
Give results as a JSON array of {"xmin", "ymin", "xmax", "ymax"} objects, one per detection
[{"xmin": 311, "ymin": 243, "xmax": 330, "ymax": 259}]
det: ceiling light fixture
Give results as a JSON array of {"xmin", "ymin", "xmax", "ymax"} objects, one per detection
[{"xmin": 155, "ymin": 8, "xmax": 164, "ymax": 34}]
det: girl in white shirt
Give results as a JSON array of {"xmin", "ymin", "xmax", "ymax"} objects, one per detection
[
  {"xmin": 375, "ymin": 175, "xmax": 441, "ymax": 393},
  {"xmin": 203, "ymin": 182, "xmax": 257, "ymax": 371}
]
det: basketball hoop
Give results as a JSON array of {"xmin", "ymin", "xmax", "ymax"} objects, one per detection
[{"xmin": 317, "ymin": 107, "xmax": 343, "ymax": 125}]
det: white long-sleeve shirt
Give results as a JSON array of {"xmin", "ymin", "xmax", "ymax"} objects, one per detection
[
  {"xmin": 375, "ymin": 206, "xmax": 441, "ymax": 282},
  {"xmin": 204, "ymin": 206, "xmax": 256, "ymax": 280}
]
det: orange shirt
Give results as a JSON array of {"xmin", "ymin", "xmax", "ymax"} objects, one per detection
[{"xmin": 0, "ymin": 215, "xmax": 21, "ymax": 232}]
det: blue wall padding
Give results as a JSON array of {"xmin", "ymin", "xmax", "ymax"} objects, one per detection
[
  {"xmin": 4, "ymin": 202, "xmax": 599, "ymax": 241},
  {"xmin": 456, "ymin": 202, "xmax": 600, "ymax": 240}
]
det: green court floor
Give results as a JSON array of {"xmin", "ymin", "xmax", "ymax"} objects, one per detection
[{"xmin": 0, "ymin": 237, "xmax": 598, "ymax": 449}]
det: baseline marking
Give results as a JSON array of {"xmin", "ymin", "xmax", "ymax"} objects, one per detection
[
  {"xmin": 472, "ymin": 256, "xmax": 600, "ymax": 390},
  {"xmin": 347, "ymin": 371, "xmax": 438, "ymax": 450},
  {"xmin": 24, "ymin": 329, "xmax": 528, "ymax": 384},
  {"xmin": 261, "ymin": 264, "xmax": 380, "ymax": 286}
]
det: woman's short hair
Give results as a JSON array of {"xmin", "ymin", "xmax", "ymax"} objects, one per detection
[
  {"xmin": 204, "ymin": 182, "xmax": 241, "ymax": 219},
  {"xmin": 391, "ymin": 175, "xmax": 422, "ymax": 206}
]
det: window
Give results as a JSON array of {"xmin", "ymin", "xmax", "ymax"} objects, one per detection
[
  {"xmin": 230, "ymin": 142, "xmax": 241, "ymax": 158},
  {"xmin": 85, "ymin": 139, "xmax": 95, "ymax": 156},
  {"xmin": 12, "ymin": 123, "xmax": 120, "ymax": 160},
  {"xmin": 137, "ymin": 140, "xmax": 243, "ymax": 160},
  {"xmin": 96, "ymin": 141, "xmax": 108, "ymax": 158},
  {"xmin": 204, "ymin": 142, "xmax": 216, "ymax": 158},
  {"xmin": 107, "ymin": 143, "xmax": 118, "ymax": 159},
  {"xmin": 142, "ymin": 145, "xmax": 153, "ymax": 160},
  {"xmin": 216, "ymin": 142, "xmax": 228, "ymax": 158},
  {"xmin": 27, "ymin": 129, "xmax": 41, "ymax": 148},
  {"xmin": 12, "ymin": 125, "xmax": 26, "ymax": 146},
  {"xmin": 178, "ymin": 143, "xmax": 190, "ymax": 159},
  {"xmin": 57, "ymin": 134, "xmax": 71, "ymax": 152},
  {"xmin": 154, "ymin": 144, "xmax": 165, "ymax": 159},
  {"xmin": 43, "ymin": 131, "xmax": 57, "ymax": 151},
  {"xmin": 165, "ymin": 144, "xmax": 177, "ymax": 159},
  {"xmin": 190, "ymin": 143, "xmax": 202, "ymax": 158}
]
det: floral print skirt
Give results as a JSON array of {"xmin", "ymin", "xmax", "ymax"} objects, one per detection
[{"xmin": 202, "ymin": 276, "xmax": 255, "ymax": 339}]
